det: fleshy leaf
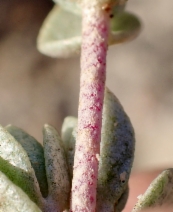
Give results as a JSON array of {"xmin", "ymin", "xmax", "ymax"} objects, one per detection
[
  {"xmin": 37, "ymin": 5, "xmax": 81, "ymax": 58},
  {"xmin": 109, "ymin": 11, "xmax": 141, "ymax": 45},
  {"xmin": 116, "ymin": 186, "xmax": 129, "ymax": 212},
  {"xmin": 96, "ymin": 88, "xmax": 135, "ymax": 212},
  {"xmin": 53, "ymin": 0, "xmax": 81, "ymax": 15},
  {"xmin": 37, "ymin": 4, "xmax": 140, "ymax": 58},
  {"xmin": 65, "ymin": 128, "xmax": 76, "ymax": 179},
  {"xmin": 61, "ymin": 116, "xmax": 77, "ymax": 179},
  {"xmin": 60, "ymin": 89, "xmax": 135, "ymax": 212},
  {"xmin": 132, "ymin": 169, "xmax": 173, "ymax": 212},
  {"xmin": 5, "ymin": 125, "xmax": 48, "ymax": 198},
  {"xmin": 54, "ymin": 0, "xmax": 127, "ymax": 10},
  {"xmin": 61, "ymin": 116, "xmax": 77, "ymax": 149},
  {"xmin": 0, "ymin": 170, "xmax": 42, "ymax": 212},
  {"xmin": 43, "ymin": 124, "xmax": 70, "ymax": 211},
  {"xmin": 0, "ymin": 126, "xmax": 43, "ymax": 207}
]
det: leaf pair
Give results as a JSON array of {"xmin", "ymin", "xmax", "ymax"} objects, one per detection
[
  {"xmin": 0, "ymin": 125, "xmax": 70, "ymax": 212},
  {"xmin": 37, "ymin": 0, "xmax": 141, "ymax": 58},
  {"xmin": 1, "ymin": 88, "xmax": 172, "ymax": 212},
  {"xmin": 61, "ymin": 88, "xmax": 135, "ymax": 211},
  {"xmin": 0, "ymin": 126, "xmax": 43, "ymax": 211},
  {"xmin": 61, "ymin": 89, "xmax": 173, "ymax": 212}
]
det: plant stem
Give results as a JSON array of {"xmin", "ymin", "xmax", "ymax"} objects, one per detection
[{"xmin": 71, "ymin": 4, "xmax": 110, "ymax": 212}]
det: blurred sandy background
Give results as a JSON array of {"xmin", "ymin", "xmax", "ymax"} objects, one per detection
[{"xmin": 0, "ymin": 0, "xmax": 172, "ymax": 171}]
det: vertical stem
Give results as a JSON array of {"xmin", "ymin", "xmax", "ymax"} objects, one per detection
[{"xmin": 71, "ymin": 5, "xmax": 110, "ymax": 212}]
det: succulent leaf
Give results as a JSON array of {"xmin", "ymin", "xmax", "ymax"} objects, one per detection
[
  {"xmin": 65, "ymin": 128, "xmax": 76, "ymax": 179},
  {"xmin": 132, "ymin": 169, "xmax": 173, "ymax": 212},
  {"xmin": 61, "ymin": 116, "xmax": 77, "ymax": 149},
  {"xmin": 5, "ymin": 125, "xmax": 48, "ymax": 198},
  {"xmin": 0, "ymin": 126, "xmax": 43, "ymax": 207},
  {"xmin": 54, "ymin": 0, "xmax": 127, "ymax": 11},
  {"xmin": 60, "ymin": 89, "xmax": 135, "ymax": 212},
  {"xmin": 37, "ymin": 5, "xmax": 81, "ymax": 58},
  {"xmin": 53, "ymin": 0, "xmax": 81, "ymax": 15},
  {"xmin": 109, "ymin": 11, "xmax": 141, "ymax": 45},
  {"xmin": 0, "ymin": 171, "xmax": 42, "ymax": 212},
  {"xmin": 116, "ymin": 186, "xmax": 129, "ymax": 212},
  {"xmin": 61, "ymin": 116, "xmax": 77, "ymax": 179},
  {"xmin": 43, "ymin": 124, "xmax": 70, "ymax": 211},
  {"xmin": 37, "ymin": 4, "xmax": 140, "ymax": 58},
  {"xmin": 96, "ymin": 88, "xmax": 135, "ymax": 212}
]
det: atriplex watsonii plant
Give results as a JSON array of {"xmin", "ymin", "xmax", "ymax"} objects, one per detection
[
  {"xmin": 38, "ymin": 0, "xmax": 140, "ymax": 210},
  {"xmin": 0, "ymin": 0, "xmax": 173, "ymax": 212}
]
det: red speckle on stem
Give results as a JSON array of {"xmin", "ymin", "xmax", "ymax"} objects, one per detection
[
  {"xmin": 70, "ymin": 6, "xmax": 109, "ymax": 212},
  {"xmin": 90, "ymin": 196, "xmax": 94, "ymax": 203}
]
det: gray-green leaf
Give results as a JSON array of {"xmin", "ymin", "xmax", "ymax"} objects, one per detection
[
  {"xmin": 109, "ymin": 11, "xmax": 141, "ymax": 45},
  {"xmin": 0, "ymin": 171, "xmax": 42, "ymax": 212},
  {"xmin": 53, "ymin": 0, "xmax": 81, "ymax": 15},
  {"xmin": 61, "ymin": 116, "xmax": 77, "ymax": 178},
  {"xmin": 0, "ymin": 126, "xmax": 43, "ymax": 207},
  {"xmin": 132, "ymin": 169, "xmax": 173, "ymax": 212},
  {"xmin": 43, "ymin": 124, "xmax": 70, "ymax": 211},
  {"xmin": 96, "ymin": 88, "xmax": 135, "ymax": 212},
  {"xmin": 61, "ymin": 116, "xmax": 77, "ymax": 150},
  {"xmin": 6, "ymin": 125, "xmax": 48, "ymax": 198},
  {"xmin": 60, "ymin": 88, "xmax": 135, "ymax": 212},
  {"xmin": 37, "ymin": 5, "xmax": 81, "ymax": 58},
  {"xmin": 37, "ymin": 3, "xmax": 140, "ymax": 58}
]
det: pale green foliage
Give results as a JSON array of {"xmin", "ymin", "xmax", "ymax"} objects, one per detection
[
  {"xmin": 37, "ymin": 5, "xmax": 81, "ymax": 58},
  {"xmin": 97, "ymin": 88, "xmax": 135, "ymax": 212},
  {"xmin": 0, "ymin": 171, "xmax": 42, "ymax": 212},
  {"xmin": 54, "ymin": 0, "xmax": 127, "ymax": 11},
  {"xmin": 0, "ymin": 126, "xmax": 43, "ymax": 207},
  {"xmin": 5, "ymin": 125, "xmax": 48, "ymax": 198},
  {"xmin": 61, "ymin": 116, "xmax": 77, "ymax": 179},
  {"xmin": 132, "ymin": 169, "xmax": 173, "ymax": 211},
  {"xmin": 56, "ymin": 88, "xmax": 136, "ymax": 212},
  {"xmin": 43, "ymin": 125, "xmax": 70, "ymax": 211},
  {"xmin": 0, "ymin": 89, "xmax": 135, "ymax": 212},
  {"xmin": 37, "ymin": 0, "xmax": 141, "ymax": 58},
  {"xmin": 0, "ymin": 89, "xmax": 172, "ymax": 211},
  {"xmin": 53, "ymin": 0, "xmax": 81, "ymax": 15},
  {"xmin": 1, "ymin": 0, "xmax": 170, "ymax": 211},
  {"xmin": 0, "ymin": 125, "xmax": 70, "ymax": 212},
  {"xmin": 109, "ymin": 11, "xmax": 141, "ymax": 45}
]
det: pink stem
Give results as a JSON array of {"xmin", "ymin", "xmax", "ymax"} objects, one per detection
[{"xmin": 71, "ymin": 5, "xmax": 110, "ymax": 212}]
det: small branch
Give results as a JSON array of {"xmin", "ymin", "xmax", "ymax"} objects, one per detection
[{"xmin": 71, "ymin": 4, "xmax": 110, "ymax": 212}]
